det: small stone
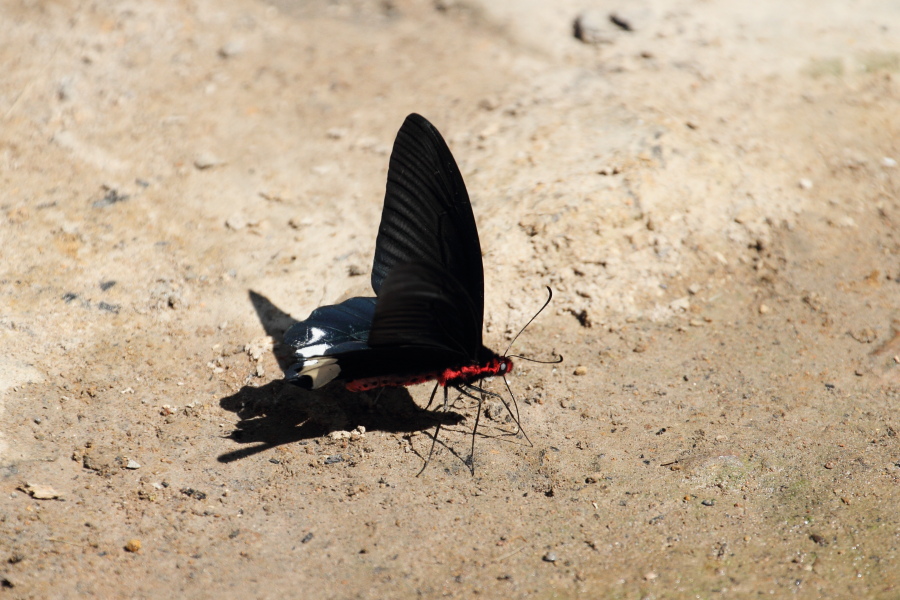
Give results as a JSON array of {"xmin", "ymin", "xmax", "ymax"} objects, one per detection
[
  {"xmin": 542, "ymin": 552, "xmax": 557, "ymax": 563},
  {"xmin": 687, "ymin": 283, "xmax": 701, "ymax": 295},
  {"xmin": 225, "ymin": 213, "xmax": 247, "ymax": 230},
  {"xmin": 218, "ymin": 41, "xmax": 244, "ymax": 58},
  {"xmin": 180, "ymin": 488, "xmax": 207, "ymax": 500},
  {"xmin": 126, "ymin": 460, "xmax": 141, "ymax": 470},
  {"xmin": 758, "ymin": 303, "xmax": 770, "ymax": 315},
  {"xmin": 288, "ymin": 216, "xmax": 312, "ymax": 229},
  {"xmin": 824, "ymin": 461, "xmax": 835, "ymax": 469},
  {"xmin": 573, "ymin": 365, "xmax": 588, "ymax": 376},
  {"xmin": 573, "ymin": 10, "xmax": 613, "ymax": 44},
  {"xmin": 19, "ymin": 483, "xmax": 61, "ymax": 500},
  {"xmin": 324, "ymin": 454, "xmax": 344, "ymax": 465},
  {"xmin": 597, "ymin": 165, "xmax": 621, "ymax": 175},
  {"xmin": 701, "ymin": 499, "xmax": 715, "ymax": 506},
  {"xmin": 124, "ymin": 539, "xmax": 141, "ymax": 553},
  {"xmin": 798, "ymin": 178, "xmax": 813, "ymax": 190},
  {"xmin": 484, "ymin": 400, "xmax": 504, "ymax": 420},
  {"xmin": 644, "ymin": 572, "xmax": 657, "ymax": 581},
  {"xmin": 194, "ymin": 152, "xmax": 223, "ymax": 170},
  {"xmin": 849, "ymin": 327, "xmax": 877, "ymax": 343},
  {"xmin": 478, "ymin": 97, "xmax": 499, "ymax": 111},
  {"xmin": 82, "ymin": 448, "xmax": 118, "ymax": 473},
  {"xmin": 882, "ymin": 157, "xmax": 897, "ymax": 168}
]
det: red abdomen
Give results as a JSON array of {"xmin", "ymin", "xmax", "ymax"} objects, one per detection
[{"xmin": 345, "ymin": 356, "xmax": 513, "ymax": 392}]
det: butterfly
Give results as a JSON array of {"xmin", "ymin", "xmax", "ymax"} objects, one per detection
[{"xmin": 284, "ymin": 113, "xmax": 558, "ymax": 470}]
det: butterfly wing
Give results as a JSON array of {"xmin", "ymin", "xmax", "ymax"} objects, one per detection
[
  {"xmin": 367, "ymin": 262, "xmax": 479, "ymax": 359},
  {"xmin": 284, "ymin": 114, "xmax": 486, "ymax": 389},
  {"xmin": 370, "ymin": 114, "xmax": 484, "ymax": 327},
  {"xmin": 283, "ymin": 296, "xmax": 376, "ymax": 388}
]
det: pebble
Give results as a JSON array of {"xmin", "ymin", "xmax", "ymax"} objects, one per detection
[
  {"xmin": 58, "ymin": 75, "xmax": 76, "ymax": 101},
  {"xmin": 573, "ymin": 365, "xmax": 588, "ymax": 376},
  {"xmin": 542, "ymin": 552, "xmax": 557, "ymax": 563},
  {"xmin": 82, "ymin": 448, "xmax": 119, "ymax": 473},
  {"xmin": 124, "ymin": 539, "xmax": 142, "ymax": 553},
  {"xmin": 701, "ymin": 499, "xmax": 715, "ymax": 506},
  {"xmin": 644, "ymin": 572, "xmax": 657, "ymax": 581},
  {"xmin": 758, "ymin": 303, "xmax": 770, "ymax": 315},
  {"xmin": 194, "ymin": 152, "xmax": 223, "ymax": 170},
  {"xmin": 324, "ymin": 454, "xmax": 344, "ymax": 465},
  {"xmin": 798, "ymin": 178, "xmax": 813, "ymax": 190},
  {"xmin": 573, "ymin": 10, "xmax": 614, "ymax": 44},
  {"xmin": 882, "ymin": 157, "xmax": 897, "ymax": 168},
  {"xmin": 850, "ymin": 327, "xmax": 877, "ymax": 343},
  {"xmin": 93, "ymin": 188, "xmax": 129, "ymax": 208},
  {"xmin": 126, "ymin": 460, "xmax": 141, "ymax": 470},
  {"xmin": 226, "ymin": 213, "xmax": 247, "ymax": 230},
  {"xmin": 180, "ymin": 488, "xmax": 207, "ymax": 500},
  {"xmin": 19, "ymin": 483, "xmax": 61, "ymax": 500},
  {"xmin": 824, "ymin": 462, "xmax": 835, "ymax": 469},
  {"xmin": 218, "ymin": 41, "xmax": 244, "ymax": 58},
  {"xmin": 289, "ymin": 216, "xmax": 312, "ymax": 229},
  {"xmin": 484, "ymin": 400, "xmax": 504, "ymax": 420}
]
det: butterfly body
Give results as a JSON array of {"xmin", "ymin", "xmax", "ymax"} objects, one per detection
[
  {"xmin": 285, "ymin": 114, "xmax": 507, "ymax": 392},
  {"xmin": 344, "ymin": 352, "xmax": 512, "ymax": 393}
]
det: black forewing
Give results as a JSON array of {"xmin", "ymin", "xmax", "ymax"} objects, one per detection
[
  {"xmin": 367, "ymin": 262, "xmax": 480, "ymax": 361},
  {"xmin": 370, "ymin": 114, "xmax": 484, "ymax": 346},
  {"xmin": 284, "ymin": 296, "xmax": 376, "ymax": 358}
]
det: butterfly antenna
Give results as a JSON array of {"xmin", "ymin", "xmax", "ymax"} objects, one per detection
[
  {"xmin": 504, "ymin": 286, "xmax": 556, "ymax": 356},
  {"xmin": 506, "ymin": 353, "xmax": 564, "ymax": 364}
]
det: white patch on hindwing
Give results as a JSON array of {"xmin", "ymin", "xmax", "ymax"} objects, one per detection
[{"xmin": 296, "ymin": 356, "xmax": 341, "ymax": 389}]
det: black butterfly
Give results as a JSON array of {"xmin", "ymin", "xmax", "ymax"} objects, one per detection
[{"xmin": 284, "ymin": 113, "xmax": 557, "ymax": 469}]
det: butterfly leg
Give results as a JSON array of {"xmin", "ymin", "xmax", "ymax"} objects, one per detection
[
  {"xmin": 366, "ymin": 386, "xmax": 386, "ymax": 408},
  {"xmin": 424, "ymin": 381, "xmax": 440, "ymax": 411},
  {"xmin": 468, "ymin": 384, "xmax": 484, "ymax": 473},
  {"xmin": 463, "ymin": 381, "xmax": 531, "ymax": 446},
  {"xmin": 501, "ymin": 377, "xmax": 531, "ymax": 446},
  {"xmin": 416, "ymin": 385, "xmax": 448, "ymax": 477},
  {"xmin": 453, "ymin": 384, "xmax": 485, "ymax": 474}
]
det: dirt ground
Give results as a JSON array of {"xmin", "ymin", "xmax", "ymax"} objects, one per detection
[{"xmin": 2, "ymin": 0, "xmax": 899, "ymax": 597}]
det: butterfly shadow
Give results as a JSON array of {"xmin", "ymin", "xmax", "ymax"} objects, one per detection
[{"xmin": 216, "ymin": 291, "xmax": 465, "ymax": 463}]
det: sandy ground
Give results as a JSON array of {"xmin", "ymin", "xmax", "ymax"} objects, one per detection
[{"xmin": 2, "ymin": 0, "xmax": 900, "ymax": 597}]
